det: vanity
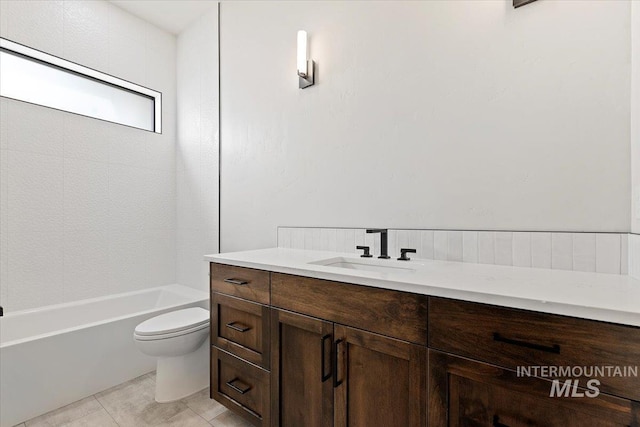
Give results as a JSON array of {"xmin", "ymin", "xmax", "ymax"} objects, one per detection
[{"xmin": 205, "ymin": 248, "xmax": 640, "ymax": 427}]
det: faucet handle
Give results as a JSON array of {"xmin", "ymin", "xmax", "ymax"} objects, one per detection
[
  {"xmin": 398, "ymin": 248, "xmax": 417, "ymax": 261},
  {"xmin": 356, "ymin": 245, "xmax": 373, "ymax": 258}
]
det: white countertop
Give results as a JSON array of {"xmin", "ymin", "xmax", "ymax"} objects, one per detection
[{"xmin": 205, "ymin": 248, "xmax": 640, "ymax": 327}]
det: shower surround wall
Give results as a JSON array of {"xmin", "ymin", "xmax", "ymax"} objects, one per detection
[
  {"xmin": 0, "ymin": 0, "xmax": 177, "ymax": 311},
  {"xmin": 176, "ymin": 8, "xmax": 220, "ymax": 292}
]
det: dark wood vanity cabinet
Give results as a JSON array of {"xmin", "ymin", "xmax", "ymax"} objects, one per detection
[
  {"xmin": 429, "ymin": 350, "xmax": 640, "ymax": 427},
  {"xmin": 429, "ymin": 297, "xmax": 640, "ymax": 402},
  {"xmin": 333, "ymin": 325, "xmax": 427, "ymax": 427},
  {"xmin": 270, "ymin": 273, "xmax": 428, "ymax": 427},
  {"xmin": 210, "ymin": 262, "xmax": 640, "ymax": 427},
  {"xmin": 270, "ymin": 308, "xmax": 334, "ymax": 427},
  {"xmin": 269, "ymin": 307, "xmax": 427, "ymax": 427}
]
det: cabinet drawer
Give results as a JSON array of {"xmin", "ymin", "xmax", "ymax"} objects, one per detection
[
  {"xmin": 429, "ymin": 350, "xmax": 639, "ymax": 427},
  {"xmin": 212, "ymin": 293, "xmax": 270, "ymax": 369},
  {"xmin": 429, "ymin": 297, "xmax": 640, "ymax": 401},
  {"xmin": 212, "ymin": 348, "xmax": 270, "ymax": 427},
  {"xmin": 272, "ymin": 273, "xmax": 428, "ymax": 345},
  {"xmin": 210, "ymin": 264, "xmax": 270, "ymax": 304}
]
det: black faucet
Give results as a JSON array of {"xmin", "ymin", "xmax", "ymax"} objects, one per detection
[
  {"xmin": 366, "ymin": 229, "xmax": 390, "ymax": 259},
  {"xmin": 398, "ymin": 248, "xmax": 417, "ymax": 261}
]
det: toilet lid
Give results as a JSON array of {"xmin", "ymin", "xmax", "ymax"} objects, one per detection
[{"xmin": 135, "ymin": 307, "xmax": 209, "ymax": 336}]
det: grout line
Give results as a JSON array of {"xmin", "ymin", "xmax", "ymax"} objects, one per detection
[
  {"xmin": 94, "ymin": 392, "xmax": 121, "ymax": 427},
  {"xmin": 217, "ymin": 1, "xmax": 222, "ymax": 255},
  {"xmin": 190, "ymin": 407, "xmax": 211, "ymax": 426}
]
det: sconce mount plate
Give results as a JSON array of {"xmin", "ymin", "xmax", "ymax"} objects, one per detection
[
  {"xmin": 299, "ymin": 60, "xmax": 315, "ymax": 89},
  {"xmin": 513, "ymin": 0, "xmax": 537, "ymax": 8}
]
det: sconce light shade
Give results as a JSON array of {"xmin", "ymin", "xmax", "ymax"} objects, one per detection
[
  {"xmin": 297, "ymin": 31, "xmax": 308, "ymax": 76},
  {"xmin": 297, "ymin": 30, "xmax": 314, "ymax": 89}
]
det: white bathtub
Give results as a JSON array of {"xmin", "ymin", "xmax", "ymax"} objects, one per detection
[{"xmin": 0, "ymin": 284, "xmax": 209, "ymax": 427}]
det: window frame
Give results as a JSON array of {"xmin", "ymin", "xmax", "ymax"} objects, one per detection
[{"xmin": 0, "ymin": 37, "xmax": 162, "ymax": 133}]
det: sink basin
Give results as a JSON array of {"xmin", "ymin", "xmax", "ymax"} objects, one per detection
[{"xmin": 309, "ymin": 257, "xmax": 416, "ymax": 274}]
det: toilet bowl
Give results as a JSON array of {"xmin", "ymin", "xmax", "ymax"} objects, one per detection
[{"xmin": 134, "ymin": 307, "xmax": 210, "ymax": 402}]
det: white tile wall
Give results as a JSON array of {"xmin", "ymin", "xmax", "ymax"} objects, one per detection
[
  {"xmin": 478, "ymin": 232, "xmax": 495, "ymax": 265},
  {"xmin": 512, "ymin": 232, "xmax": 531, "ymax": 268},
  {"xmin": 621, "ymin": 233, "xmax": 629, "ymax": 275},
  {"xmin": 494, "ymin": 232, "xmax": 513, "ymax": 266},
  {"xmin": 551, "ymin": 233, "xmax": 573, "ymax": 271},
  {"xmin": 629, "ymin": 234, "xmax": 640, "ymax": 279},
  {"xmin": 0, "ymin": 0, "xmax": 177, "ymax": 311},
  {"xmin": 278, "ymin": 227, "xmax": 630, "ymax": 275},
  {"xmin": 595, "ymin": 234, "xmax": 622, "ymax": 274},
  {"xmin": 531, "ymin": 232, "xmax": 552, "ymax": 269},
  {"xmin": 572, "ymin": 233, "xmax": 596, "ymax": 272},
  {"xmin": 433, "ymin": 231, "xmax": 448, "ymax": 261},
  {"xmin": 462, "ymin": 231, "xmax": 478, "ymax": 263},
  {"xmin": 175, "ymin": 8, "xmax": 219, "ymax": 292}
]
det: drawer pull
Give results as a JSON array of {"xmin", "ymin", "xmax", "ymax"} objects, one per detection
[
  {"xmin": 224, "ymin": 278, "xmax": 248, "ymax": 286},
  {"xmin": 226, "ymin": 322, "xmax": 251, "ymax": 333},
  {"xmin": 321, "ymin": 334, "xmax": 332, "ymax": 382},
  {"xmin": 333, "ymin": 339, "xmax": 345, "ymax": 388},
  {"xmin": 493, "ymin": 332, "xmax": 560, "ymax": 354},
  {"xmin": 226, "ymin": 378, "xmax": 251, "ymax": 395},
  {"xmin": 493, "ymin": 415, "xmax": 509, "ymax": 427}
]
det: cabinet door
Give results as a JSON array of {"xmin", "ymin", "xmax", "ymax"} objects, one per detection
[
  {"xmin": 271, "ymin": 309, "xmax": 334, "ymax": 427},
  {"xmin": 333, "ymin": 325, "xmax": 427, "ymax": 427},
  {"xmin": 429, "ymin": 349, "xmax": 640, "ymax": 427}
]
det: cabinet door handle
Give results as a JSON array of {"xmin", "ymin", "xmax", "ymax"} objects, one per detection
[
  {"xmin": 493, "ymin": 415, "xmax": 509, "ymax": 427},
  {"xmin": 226, "ymin": 378, "xmax": 251, "ymax": 394},
  {"xmin": 226, "ymin": 322, "xmax": 251, "ymax": 333},
  {"xmin": 333, "ymin": 339, "xmax": 345, "ymax": 388},
  {"xmin": 493, "ymin": 332, "xmax": 560, "ymax": 354},
  {"xmin": 223, "ymin": 278, "xmax": 248, "ymax": 285},
  {"xmin": 321, "ymin": 334, "xmax": 332, "ymax": 382}
]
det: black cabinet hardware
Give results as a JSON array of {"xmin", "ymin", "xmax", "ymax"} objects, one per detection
[
  {"xmin": 226, "ymin": 378, "xmax": 251, "ymax": 394},
  {"xmin": 321, "ymin": 334, "xmax": 332, "ymax": 382},
  {"xmin": 398, "ymin": 248, "xmax": 416, "ymax": 261},
  {"xmin": 223, "ymin": 278, "xmax": 248, "ymax": 286},
  {"xmin": 493, "ymin": 332, "xmax": 560, "ymax": 354},
  {"xmin": 333, "ymin": 339, "xmax": 344, "ymax": 387},
  {"xmin": 226, "ymin": 322, "xmax": 251, "ymax": 333}
]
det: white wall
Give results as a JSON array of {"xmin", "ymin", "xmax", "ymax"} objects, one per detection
[
  {"xmin": 0, "ymin": 0, "xmax": 177, "ymax": 311},
  {"xmin": 632, "ymin": 0, "xmax": 640, "ymax": 233},
  {"xmin": 220, "ymin": 0, "xmax": 631, "ymax": 252},
  {"xmin": 176, "ymin": 8, "xmax": 219, "ymax": 292}
]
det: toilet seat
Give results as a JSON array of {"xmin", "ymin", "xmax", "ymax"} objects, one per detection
[
  {"xmin": 134, "ymin": 322, "xmax": 209, "ymax": 341},
  {"xmin": 134, "ymin": 307, "xmax": 209, "ymax": 339}
]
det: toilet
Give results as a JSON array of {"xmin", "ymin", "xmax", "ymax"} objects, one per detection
[{"xmin": 134, "ymin": 307, "xmax": 210, "ymax": 402}]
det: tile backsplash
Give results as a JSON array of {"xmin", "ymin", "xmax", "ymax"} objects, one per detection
[
  {"xmin": 277, "ymin": 227, "xmax": 630, "ymax": 275},
  {"xmin": 629, "ymin": 233, "xmax": 640, "ymax": 279}
]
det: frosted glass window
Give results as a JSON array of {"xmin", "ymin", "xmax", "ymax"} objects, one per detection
[{"xmin": 0, "ymin": 38, "xmax": 161, "ymax": 133}]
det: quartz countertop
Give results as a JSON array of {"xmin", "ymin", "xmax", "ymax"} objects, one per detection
[{"xmin": 204, "ymin": 248, "xmax": 640, "ymax": 327}]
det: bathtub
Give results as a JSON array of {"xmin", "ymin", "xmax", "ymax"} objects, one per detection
[{"xmin": 0, "ymin": 284, "xmax": 209, "ymax": 427}]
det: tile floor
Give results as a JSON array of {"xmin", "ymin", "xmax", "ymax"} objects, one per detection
[{"xmin": 14, "ymin": 372, "xmax": 253, "ymax": 427}]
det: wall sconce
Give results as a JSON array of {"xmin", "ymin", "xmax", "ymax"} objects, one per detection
[
  {"xmin": 297, "ymin": 30, "xmax": 315, "ymax": 89},
  {"xmin": 513, "ymin": 0, "xmax": 538, "ymax": 8}
]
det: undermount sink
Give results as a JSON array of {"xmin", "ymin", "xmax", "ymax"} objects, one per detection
[{"xmin": 309, "ymin": 257, "xmax": 416, "ymax": 274}]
